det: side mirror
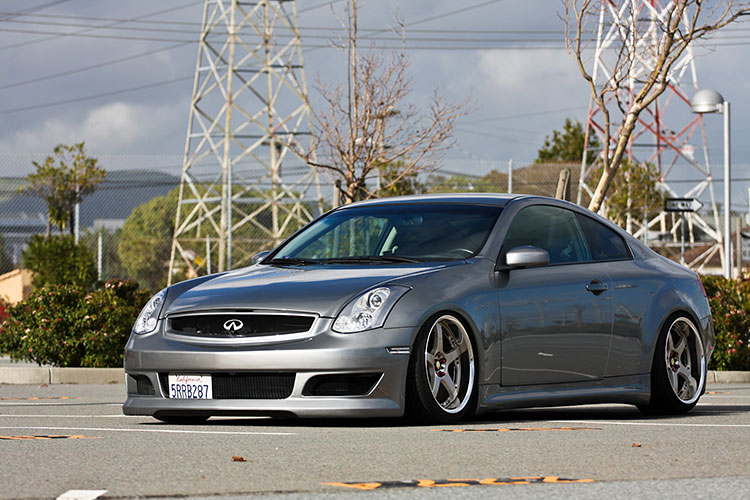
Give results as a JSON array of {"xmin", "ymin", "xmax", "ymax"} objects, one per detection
[
  {"xmin": 251, "ymin": 250, "xmax": 271, "ymax": 265},
  {"xmin": 502, "ymin": 246, "xmax": 549, "ymax": 270}
]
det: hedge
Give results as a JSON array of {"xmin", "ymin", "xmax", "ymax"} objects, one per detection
[
  {"xmin": 0, "ymin": 280, "xmax": 149, "ymax": 368},
  {"xmin": 702, "ymin": 275, "xmax": 750, "ymax": 371}
]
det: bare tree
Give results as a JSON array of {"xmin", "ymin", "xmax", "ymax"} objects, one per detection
[
  {"xmin": 564, "ymin": 0, "xmax": 750, "ymax": 213},
  {"xmin": 301, "ymin": 0, "xmax": 468, "ymax": 205}
]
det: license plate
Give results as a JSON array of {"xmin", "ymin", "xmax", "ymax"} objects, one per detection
[{"xmin": 168, "ymin": 374, "xmax": 212, "ymax": 399}]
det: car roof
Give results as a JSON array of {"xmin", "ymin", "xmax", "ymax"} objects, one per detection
[{"xmin": 343, "ymin": 193, "xmax": 524, "ymax": 208}]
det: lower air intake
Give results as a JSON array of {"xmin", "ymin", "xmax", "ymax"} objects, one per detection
[
  {"xmin": 212, "ymin": 373, "xmax": 295, "ymax": 399},
  {"xmin": 303, "ymin": 373, "xmax": 382, "ymax": 396}
]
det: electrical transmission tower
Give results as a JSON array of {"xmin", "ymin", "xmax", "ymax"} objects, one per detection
[
  {"xmin": 579, "ymin": 0, "xmax": 722, "ymax": 271},
  {"xmin": 168, "ymin": 0, "xmax": 318, "ymax": 283}
]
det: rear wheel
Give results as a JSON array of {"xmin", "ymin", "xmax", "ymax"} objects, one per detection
[
  {"xmin": 406, "ymin": 314, "xmax": 476, "ymax": 424},
  {"xmin": 639, "ymin": 315, "xmax": 706, "ymax": 415}
]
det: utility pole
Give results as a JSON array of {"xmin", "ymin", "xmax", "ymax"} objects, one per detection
[{"xmin": 168, "ymin": 0, "xmax": 318, "ymax": 283}]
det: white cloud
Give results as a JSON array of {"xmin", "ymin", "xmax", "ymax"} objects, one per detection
[
  {"xmin": 477, "ymin": 50, "xmax": 584, "ymax": 100},
  {"xmin": 0, "ymin": 102, "xmax": 183, "ymax": 153}
]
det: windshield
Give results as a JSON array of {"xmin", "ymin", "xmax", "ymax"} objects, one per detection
[{"xmin": 268, "ymin": 204, "xmax": 502, "ymax": 263}]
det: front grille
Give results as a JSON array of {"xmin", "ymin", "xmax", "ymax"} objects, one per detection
[
  {"xmin": 168, "ymin": 313, "xmax": 315, "ymax": 338},
  {"xmin": 214, "ymin": 373, "xmax": 295, "ymax": 399},
  {"xmin": 160, "ymin": 372, "xmax": 295, "ymax": 399}
]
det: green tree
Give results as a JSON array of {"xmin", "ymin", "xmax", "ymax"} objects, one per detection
[
  {"xmin": 377, "ymin": 160, "xmax": 425, "ymax": 197},
  {"xmin": 80, "ymin": 228, "xmax": 126, "ymax": 282},
  {"xmin": 22, "ymin": 234, "xmax": 97, "ymax": 290},
  {"xmin": 119, "ymin": 189, "xmax": 179, "ymax": 291},
  {"xmin": 535, "ymin": 118, "xmax": 599, "ymax": 164},
  {"xmin": 603, "ymin": 160, "xmax": 665, "ymax": 228},
  {"xmin": 0, "ymin": 235, "xmax": 13, "ymax": 275},
  {"xmin": 21, "ymin": 142, "xmax": 106, "ymax": 235}
]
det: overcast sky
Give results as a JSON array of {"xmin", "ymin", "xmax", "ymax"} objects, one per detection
[{"xmin": 0, "ymin": 0, "xmax": 748, "ymax": 177}]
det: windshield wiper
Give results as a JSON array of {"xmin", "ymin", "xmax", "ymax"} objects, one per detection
[
  {"xmin": 322, "ymin": 255, "xmax": 421, "ymax": 264},
  {"xmin": 266, "ymin": 257, "xmax": 320, "ymax": 266}
]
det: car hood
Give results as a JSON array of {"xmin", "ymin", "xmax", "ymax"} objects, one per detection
[{"xmin": 164, "ymin": 263, "xmax": 452, "ymax": 317}]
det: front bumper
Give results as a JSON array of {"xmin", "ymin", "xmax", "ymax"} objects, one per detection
[{"xmin": 122, "ymin": 318, "xmax": 415, "ymax": 419}]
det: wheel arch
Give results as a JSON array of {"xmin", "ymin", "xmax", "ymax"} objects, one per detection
[
  {"xmin": 640, "ymin": 281, "xmax": 709, "ymax": 374},
  {"xmin": 408, "ymin": 308, "xmax": 484, "ymax": 418},
  {"xmin": 645, "ymin": 308, "xmax": 704, "ymax": 375},
  {"xmin": 410, "ymin": 306, "xmax": 484, "ymax": 377}
]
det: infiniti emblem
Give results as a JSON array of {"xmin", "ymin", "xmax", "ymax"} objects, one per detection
[{"xmin": 223, "ymin": 319, "xmax": 244, "ymax": 332}]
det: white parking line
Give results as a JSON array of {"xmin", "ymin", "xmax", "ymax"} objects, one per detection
[
  {"xmin": 549, "ymin": 420, "xmax": 750, "ymax": 428},
  {"xmin": 0, "ymin": 402, "xmax": 121, "ymax": 406},
  {"xmin": 0, "ymin": 425, "xmax": 295, "ymax": 436},
  {"xmin": 57, "ymin": 490, "xmax": 107, "ymax": 500},
  {"xmin": 0, "ymin": 414, "xmax": 139, "ymax": 418}
]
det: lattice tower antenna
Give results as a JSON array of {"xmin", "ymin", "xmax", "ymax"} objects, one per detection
[
  {"xmin": 578, "ymin": 0, "xmax": 722, "ymax": 271},
  {"xmin": 169, "ymin": 0, "xmax": 319, "ymax": 283}
]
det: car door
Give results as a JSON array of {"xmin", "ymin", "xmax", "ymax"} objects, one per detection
[{"xmin": 497, "ymin": 204, "xmax": 614, "ymax": 386}]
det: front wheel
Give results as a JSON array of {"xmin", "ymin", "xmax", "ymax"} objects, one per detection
[
  {"xmin": 639, "ymin": 315, "xmax": 706, "ymax": 415},
  {"xmin": 406, "ymin": 314, "xmax": 476, "ymax": 424}
]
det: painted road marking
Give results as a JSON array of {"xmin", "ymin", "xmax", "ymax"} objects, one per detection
[
  {"xmin": 57, "ymin": 490, "xmax": 107, "ymax": 500},
  {"xmin": 0, "ymin": 435, "xmax": 100, "ymax": 440},
  {"xmin": 0, "ymin": 414, "xmax": 141, "ymax": 418},
  {"xmin": 324, "ymin": 476, "xmax": 595, "ymax": 490},
  {"xmin": 0, "ymin": 402, "xmax": 121, "ymax": 406},
  {"xmin": 550, "ymin": 420, "xmax": 750, "ymax": 428},
  {"xmin": 0, "ymin": 426, "xmax": 296, "ymax": 436},
  {"xmin": 0, "ymin": 397, "xmax": 78, "ymax": 401},
  {"xmin": 433, "ymin": 427, "xmax": 600, "ymax": 433}
]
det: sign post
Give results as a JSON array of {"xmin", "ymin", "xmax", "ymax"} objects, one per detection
[{"xmin": 664, "ymin": 198, "xmax": 704, "ymax": 266}]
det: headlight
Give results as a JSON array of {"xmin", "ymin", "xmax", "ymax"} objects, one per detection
[
  {"xmin": 332, "ymin": 286, "xmax": 409, "ymax": 333},
  {"xmin": 133, "ymin": 289, "xmax": 167, "ymax": 334}
]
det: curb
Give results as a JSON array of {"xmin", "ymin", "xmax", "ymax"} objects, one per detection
[
  {"xmin": 0, "ymin": 366, "xmax": 124, "ymax": 385},
  {"xmin": 706, "ymin": 370, "xmax": 750, "ymax": 384},
  {"xmin": 0, "ymin": 367, "xmax": 748, "ymax": 385}
]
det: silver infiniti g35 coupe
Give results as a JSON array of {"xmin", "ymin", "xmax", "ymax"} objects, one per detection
[{"xmin": 123, "ymin": 194, "xmax": 714, "ymax": 424}]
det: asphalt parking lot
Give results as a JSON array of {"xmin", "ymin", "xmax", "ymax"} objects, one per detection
[{"xmin": 1, "ymin": 382, "xmax": 749, "ymax": 500}]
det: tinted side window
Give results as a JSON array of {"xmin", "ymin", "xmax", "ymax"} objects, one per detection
[
  {"xmin": 576, "ymin": 214, "xmax": 631, "ymax": 261},
  {"xmin": 503, "ymin": 205, "xmax": 592, "ymax": 264}
]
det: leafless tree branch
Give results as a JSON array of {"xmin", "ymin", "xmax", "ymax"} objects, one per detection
[
  {"xmin": 288, "ymin": 0, "xmax": 469, "ymax": 205},
  {"xmin": 564, "ymin": 0, "xmax": 750, "ymax": 212}
]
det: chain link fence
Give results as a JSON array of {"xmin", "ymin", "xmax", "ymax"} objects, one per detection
[{"xmin": 2, "ymin": 152, "xmax": 749, "ymax": 292}]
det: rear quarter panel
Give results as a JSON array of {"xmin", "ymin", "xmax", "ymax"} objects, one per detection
[{"xmin": 607, "ymin": 247, "xmax": 713, "ymax": 378}]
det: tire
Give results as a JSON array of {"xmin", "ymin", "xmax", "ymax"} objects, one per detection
[
  {"xmin": 154, "ymin": 414, "xmax": 210, "ymax": 425},
  {"xmin": 406, "ymin": 313, "xmax": 476, "ymax": 424},
  {"xmin": 638, "ymin": 315, "xmax": 706, "ymax": 415}
]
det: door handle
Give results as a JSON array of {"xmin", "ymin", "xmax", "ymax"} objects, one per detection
[{"xmin": 586, "ymin": 280, "xmax": 608, "ymax": 295}]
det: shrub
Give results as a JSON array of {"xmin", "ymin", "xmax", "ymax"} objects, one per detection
[
  {"xmin": 0, "ymin": 297, "xmax": 9, "ymax": 327},
  {"xmin": 0, "ymin": 280, "xmax": 150, "ymax": 367},
  {"xmin": 701, "ymin": 275, "xmax": 750, "ymax": 371},
  {"xmin": 22, "ymin": 234, "xmax": 97, "ymax": 290}
]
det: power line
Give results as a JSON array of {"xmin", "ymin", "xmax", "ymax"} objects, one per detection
[
  {"xmin": 405, "ymin": 0, "xmax": 509, "ymax": 29},
  {"xmin": 464, "ymin": 106, "xmax": 587, "ymax": 124},
  {"xmin": 0, "ymin": 42, "xmax": 191, "ymax": 90},
  {"xmin": 0, "ymin": 1, "xmax": 203, "ymax": 51},
  {"xmin": 0, "ymin": 0, "xmax": 70, "ymax": 22},
  {"xmin": 0, "ymin": 76, "xmax": 192, "ymax": 115}
]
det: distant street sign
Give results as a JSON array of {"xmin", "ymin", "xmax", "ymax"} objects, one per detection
[
  {"xmin": 742, "ymin": 233, "xmax": 750, "ymax": 263},
  {"xmin": 665, "ymin": 198, "xmax": 703, "ymax": 212}
]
